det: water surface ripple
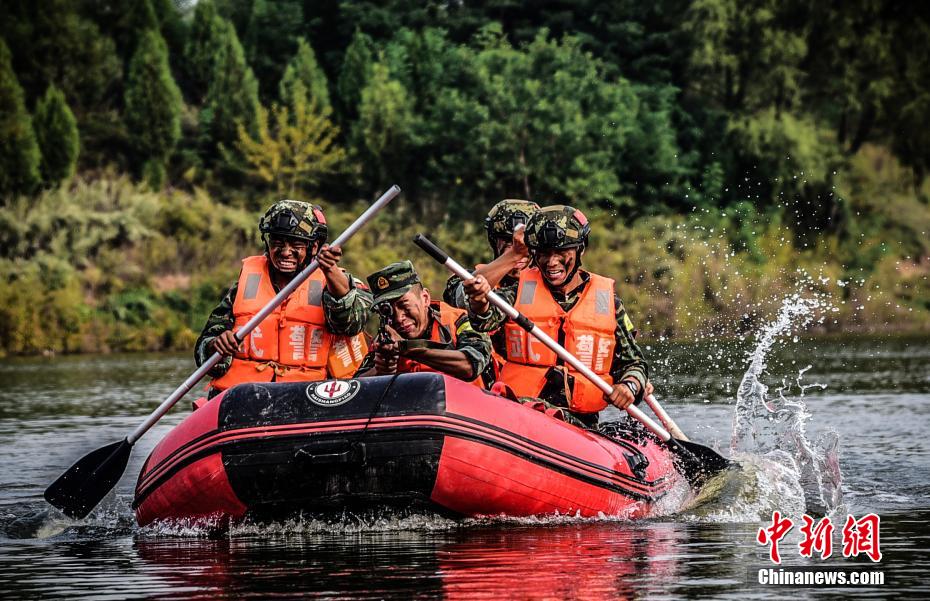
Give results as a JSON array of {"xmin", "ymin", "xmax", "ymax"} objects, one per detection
[{"xmin": 1, "ymin": 336, "xmax": 928, "ymax": 598}]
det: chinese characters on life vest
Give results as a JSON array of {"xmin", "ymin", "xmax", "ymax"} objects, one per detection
[{"xmin": 756, "ymin": 512, "xmax": 882, "ymax": 564}]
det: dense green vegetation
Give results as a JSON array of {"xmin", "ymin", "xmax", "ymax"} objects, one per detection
[{"xmin": 0, "ymin": 0, "xmax": 927, "ymax": 356}]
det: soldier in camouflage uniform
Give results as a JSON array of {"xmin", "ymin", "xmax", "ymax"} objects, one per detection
[
  {"xmin": 195, "ymin": 200, "xmax": 372, "ymax": 396},
  {"xmin": 442, "ymin": 199, "xmax": 540, "ymax": 309},
  {"xmin": 355, "ymin": 261, "xmax": 491, "ymax": 385},
  {"xmin": 463, "ymin": 205, "xmax": 650, "ymax": 429},
  {"xmin": 441, "ymin": 200, "xmax": 539, "ymax": 385}
]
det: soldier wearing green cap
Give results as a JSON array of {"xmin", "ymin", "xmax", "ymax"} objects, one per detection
[
  {"xmin": 463, "ymin": 205, "xmax": 651, "ymax": 429},
  {"xmin": 195, "ymin": 199, "xmax": 372, "ymax": 396},
  {"xmin": 355, "ymin": 261, "xmax": 491, "ymax": 385}
]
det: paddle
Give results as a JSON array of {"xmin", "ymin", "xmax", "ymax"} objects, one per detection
[
  {"xmin": 644, "ymin": 393, "xmax": 690, "ymax": 441},
  {"xmin": 44, "ymin": 185, "xmax": 402, "ymax": 519},
  {"xmin": 413, "ymin": 233, "xmax": 732, "ymax": 488}
]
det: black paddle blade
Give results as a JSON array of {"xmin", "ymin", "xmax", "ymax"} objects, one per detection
[
  {"xmin": 44, "ymin": 438, "xmax": 132, "ymax": 519},
  {"xmin": 668, "ymin": 438, "xmax": 734, "ymax": 488}
]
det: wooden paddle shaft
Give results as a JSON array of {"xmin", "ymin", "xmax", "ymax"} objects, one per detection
[{"xmin": 128, "ymin": 185, "xmax": 401, "ymax": 444}]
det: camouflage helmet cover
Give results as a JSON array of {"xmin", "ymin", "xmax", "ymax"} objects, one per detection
[
  {"xmin": 524, "ymin": 205, "xmax": 591, "ymax": 251},
  {"xmin": 259, "ymin": 199, "xmax": 328, "ymax": 243},
  {"xmin": 484, "ymin": 199, "xmax": 540, "ymax": 241}
]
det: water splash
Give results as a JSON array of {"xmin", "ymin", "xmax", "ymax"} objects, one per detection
[{"xmin": 727, "ymin": 287, "xmax": 844, "ymax": 518}]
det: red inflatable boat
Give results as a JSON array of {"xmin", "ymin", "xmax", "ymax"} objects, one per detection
[{"xmin": 133, "ymin": 373, "xmax": 680, "ymax": 526}]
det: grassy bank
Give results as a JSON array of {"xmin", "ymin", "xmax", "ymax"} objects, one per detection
[{"xmin": 0, "ymin": 148, "xmax": 928, "ymax": 358}]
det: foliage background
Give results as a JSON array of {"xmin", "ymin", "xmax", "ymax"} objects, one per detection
[{"xmin": 0, "ymin": 0, "xmax": 927, "ymax": 356}]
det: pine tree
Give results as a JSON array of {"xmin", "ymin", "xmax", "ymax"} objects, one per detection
[
  {"xmin": 200, "ymin": 18, "xmax": 260, "ymax": 160},
  {"xmin": 243, "ymin": 0, "xmax": 303, "ymax": 98},
  {"xmin": 183, "ymin": 0, "xmax": 224, "ymax": 104},
  {"xmin": 124, "ymin": 29, "xmax": 182, "ymax": 188},
  {"xmin": 279, "ymin": 38, "xmax": 331, "ymax": 111},
  {"xmin": 0, "ymin": 0, "xmax": 121, "ymax": 111},
  {"xmin": 0, "ymin": 39, "xmax": 41, "ymax": 198},
  {"xmin": 336, "ymin": 29, "xmax": 374, "ymax": 122},
  {"xmin": 152, "ymin": 0, "xmax": 187, "ymax": 64},
  {"xmin": 34, "ymin": 85, "xmax": 80, "ymax": 184}
]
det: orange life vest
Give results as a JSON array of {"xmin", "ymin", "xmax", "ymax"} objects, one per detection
[
  {"xmin": 211, "ymin": 255, "xmax": 367, "ymax": 391},
  {"xmin": 395, "ymin": 301, "xmax": 483, "ymax": 387},
  {"xmin": 499, "ymin": 268, "xmax": 617, "ymax": 413}
]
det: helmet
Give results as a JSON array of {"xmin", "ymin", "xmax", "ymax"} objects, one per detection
[
  {"xmin": 524, "ymin": 205, "xmax": 590, "ymax": 252},
  {"xmin": 259, "ymin": 199, "xmax": 328, "ymax": 243},
  {"xmin": 484, "ymin": 199, "xmax": 540, "ymax": 249}
]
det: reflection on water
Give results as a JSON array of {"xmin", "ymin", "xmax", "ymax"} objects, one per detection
[{"xmin": 2, "ymin": 514, "xmax": 927, "ymax": 599}]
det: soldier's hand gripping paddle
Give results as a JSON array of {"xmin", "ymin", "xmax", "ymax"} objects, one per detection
[
  {"xmin": 44, "ymin": 186, "xmax": 402, "ymax": 519},
  {"xmin": 413, "ymin": 233, "xmax": 733, "ymax": 488}
]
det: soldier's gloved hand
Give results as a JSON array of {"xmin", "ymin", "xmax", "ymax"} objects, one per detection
[
  {"xmin": 317, "ymin": 244, "xmax": 342, "ymax": 272},
  {"xmin": 373, "ymin": 338, "xmax": 399, "ymax": 374},
  {"xmin": 211, "ymin": 330, "xmax": 240, "ymax": 357},
  {"xmin": 463, "ymin": 274, "xmax": 491, "ymax": 315}
]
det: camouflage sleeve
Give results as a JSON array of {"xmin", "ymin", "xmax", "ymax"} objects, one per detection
[
  {"xmin": 194, "ymin": 282, "xmax": 237, "ymax": 377},
  {"xmin": 452, "ymin": 313, "xmax": 492, "ymax": 380},
  {"xmin": 323, "ymin": 271, "xmax": 373, "ymax": 336},
  {"xmin": 610, "ymin": 295, "xmax": 650, "ymax": 397},
  {"xmin": 466, "ymin": 282, "xmax": 517, "ymax": 332},
  {"xmin": 442, "ymin": 274, "xmax": 468, "ymax": 309}
]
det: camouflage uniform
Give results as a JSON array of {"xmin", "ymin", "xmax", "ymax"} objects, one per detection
[
  {"xmin": 468, "ymin": 205, "xmax": 650, "ymax": 428},
  {"xmin": 356, "ymin": 261, "xmax": 492, "ymax": 382},
  {"xmin": 195, "ymin": 200, "xmax": 373, "ymax": 380}
]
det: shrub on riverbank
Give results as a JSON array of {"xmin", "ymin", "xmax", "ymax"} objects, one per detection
[{"xmin": 0, "ymin": 157, "xmax": 927, "ymax": 357}]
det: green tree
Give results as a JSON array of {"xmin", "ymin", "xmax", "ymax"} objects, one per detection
[
  {"xmin": 279, "ymin": 38, "xmax": 331, "ymax": 111},
  {"xmin": 237, "ymin": 94, "xmax": 346, "ymax": 197},
  {"xmin": 681, "ymin": 0, "xmax": 806, "ymax": 113},
  {"xmin": 0, "ymin": 39, "xmax": 41, "ymax": 198},
  {"xmin": 726, "ymin": 109, "xmax": 842, "ymax": 232},
  {"xmin": 354, "ymin": 59, "xmax": 416, "ymax": 190},
  {"xmin": 466, "ymin": 28, "xmax": 661, "ymax": 210},
  {"xmin": 34, "ymin": 85, "xmax": 80, "ymax": 185},
  {"xmin": 152, "ymin": 0, "xmax": 187, "ymax": 64},
  {"xmin": 0, "ymin": 0, "xmax": 121, "ymax": 110},
  {"xmin": 336, "ymin": 28, "xmax": 374, "ymax": 121},
  {"xmin": 124, "ymin": 29, "xmax": 183, "ymax": 187},
  {"xmin": 242, "ymin": 0, "xmax": 303, "ymax": 98},
  {"xmin": 183, "ymin": 0, "xmax": 224, "ymax": 103},
  {"xmin": 199, "ymin": 18, "xmax": 260, "ymax": 162},
  {"xmin": 84, "ymin": 0, "xmax": 159, "ymax": 58}
]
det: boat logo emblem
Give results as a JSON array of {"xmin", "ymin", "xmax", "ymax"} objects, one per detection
[{"xmin": 306, "ymin": 379, "xmax": 361, "ymax": 407}]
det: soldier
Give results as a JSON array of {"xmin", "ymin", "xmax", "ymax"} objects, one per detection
[
  {"xmin": 356, "ymin": 260, "xmax": 492, "ymax": 385},
  {"xmin": 195, "ymin": 200, "xmax": 371, "ymax": 396},
  {"xmin": 463, "ymin": 205, "xmax": 649, "ymax": 429},
  {"xmin": 442, "ymin": 199, "xmax": 539, "ymax": 384}
]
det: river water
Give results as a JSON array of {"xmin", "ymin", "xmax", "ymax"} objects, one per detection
[{"xmin": 1, "ymin": 327, "xmax": 928, "ymax": 598}]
